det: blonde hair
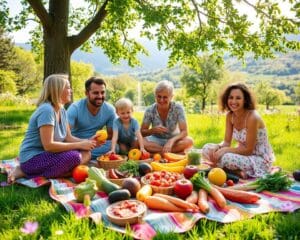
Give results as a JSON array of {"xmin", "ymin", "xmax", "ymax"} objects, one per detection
[
  {"xmin": 36, "ymin": 74, "xmax": 69, "ymax": 108},
  {"xmin": 155, "ymin": 80, "xmax": 174, "ymax": 96},
  {"xmin": 115, "ymin": 98, "xmax": 134, "ymax": 112}
]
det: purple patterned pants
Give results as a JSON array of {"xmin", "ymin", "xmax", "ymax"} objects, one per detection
[{"xmin": 20, "ymin": 150, "xmax": 81, "ymax": 178}]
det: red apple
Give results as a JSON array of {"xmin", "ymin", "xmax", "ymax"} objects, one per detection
[
  {"xmin": 140, "ymin": 151, "xmax": 150, "ymax": 160},
  {"xmin": 72, "ymin": 165, "xmax": 89, "ymax": 183},
  {"xmin": 174, "ymin": 179, "xmax": 193, "ymax": 199},
  {"xmin": 183, "ymin": 165, "xmax": 199, "ymax": 179},
  {"xmin": 109, "ymin": 153, "xmax": 119, "ymax": 160}
]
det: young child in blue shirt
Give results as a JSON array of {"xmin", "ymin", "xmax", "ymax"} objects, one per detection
[{"xmin": 108, "ymin": 98, "xmax": 148, "ymax": 156}]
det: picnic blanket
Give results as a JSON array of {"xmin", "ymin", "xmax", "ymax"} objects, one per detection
[{"xmin": 1, "ymin": 157, "xmax": 300, "ymax": 240}]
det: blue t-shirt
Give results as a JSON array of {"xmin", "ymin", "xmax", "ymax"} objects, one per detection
[
  {"xmin": 113, "ymin": 118, "xmax": 139, "ymax": 144},
  {"xmin": 67, "ymin": 98, "xmax": 116, "ymax": 158},
  {"xmin": 19, "ymin": 103, "xmax": 68, "ymax": 163},
  {"xmin": 67, "ymin": 98, "xmax": 116, "ymax": 139}
]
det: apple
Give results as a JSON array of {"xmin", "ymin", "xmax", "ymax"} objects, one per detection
[
  {"xmin": 183, "ymin": 165, "xmax": 199, "ymax": 179},
  {"xmin": 174, "ymin": 179, "xmax": 193, "ymax": 199},
  {"xmin": 140, "ymin": 151, "xmax": 150, "ymax": 160},
  {"xmin": 109, "ymin": 153, "xmax": 119, "ymax": 160},
  {"xmin": 72, "ymin": 165, "xmax": 89, "ymax": 183}
]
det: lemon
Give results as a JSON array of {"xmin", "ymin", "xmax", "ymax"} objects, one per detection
[
  {"xmin": 96, "ymin": 129, "xmax": 108, "ymax": 142},
  {"xmin": 207, "ymin": 168, "xmax": 226, "ymax": 186}
]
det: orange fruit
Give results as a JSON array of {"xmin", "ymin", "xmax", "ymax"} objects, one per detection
[
  {"xmin": 153, "ymin": 153, "xmax": 162, "ymax": 161},
  {"xmin": 96, "ymin": 129, "xmax": 108, "ymax": 142},
  {"xmin": 207, "ymin": 168, "xmax": 227, "ymax": 186},
  {"xmin": 128, "ymin": 148, "xmax": 142, "ymax": 160}
]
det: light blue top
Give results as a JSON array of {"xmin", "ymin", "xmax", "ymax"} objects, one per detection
[
  {"xmin": 142, "ymin": 102, "xmax": 186, "ymax": 139},
  {"xmin": 19, "ymin": 103, "xmax": 67, "ymax": 163},
  {"xmin": 67, "ymin": 98, "xmax": 116, "ymax": 158},
  {"xmin": 113, "ymin": 118, "xmax": 139, "ymax": 144},
  {"xmin": 67, "ymin": 98, "xmax": 116, "ymax": 139}
]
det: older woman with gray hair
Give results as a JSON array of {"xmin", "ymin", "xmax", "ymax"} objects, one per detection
[{"xmin": 141, "ymin": 80, "xmax": 193, "ymax": 154}]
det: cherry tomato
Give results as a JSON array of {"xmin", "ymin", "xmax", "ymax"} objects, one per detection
[{"xmin": 226, "ymin": 179, "xmax": 234, "ymax": 186}]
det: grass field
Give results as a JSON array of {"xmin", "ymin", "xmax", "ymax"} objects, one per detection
[{"xmin": 0, "ymin": 105, "xmax": 300, "ymax": 239}]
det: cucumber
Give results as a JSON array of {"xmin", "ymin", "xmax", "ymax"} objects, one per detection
[
  {"xmin": 88, "ymin": 167, "xmax": 120, "ymax": 194},
  {"xmin": 226, "ymin": 173, "xmax": 240, "ymax": 183},
  {"xmin": 108, "ymin": 189, "xmax": 131, "ymax": 204}
]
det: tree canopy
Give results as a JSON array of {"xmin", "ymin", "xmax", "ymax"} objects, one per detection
[{"xmin": 1, "ymin": 0, "xmax": 299, "ymax": 79}]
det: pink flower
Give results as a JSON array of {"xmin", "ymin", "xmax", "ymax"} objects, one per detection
[{"xmin": 20, "ymin": 221, "xmax": 38, "ymax": 234}]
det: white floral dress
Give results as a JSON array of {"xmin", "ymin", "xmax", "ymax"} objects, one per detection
[{"xmin": 218, "ymin": 127, "xmax": 275, "ymax": 177}]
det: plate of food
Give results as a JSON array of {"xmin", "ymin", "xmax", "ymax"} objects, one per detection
[{"xmin": 106, "ymin": 199, "xmax": 147, "ymax": 226}]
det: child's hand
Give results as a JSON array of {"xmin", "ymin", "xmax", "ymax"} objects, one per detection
[
  {"xmin": 141, "ymin": 149, "xmax": 149, "ymax": 155},
  {"xmin": 106, "ymin": 150, "xmax": 115, "ymax": 155}
]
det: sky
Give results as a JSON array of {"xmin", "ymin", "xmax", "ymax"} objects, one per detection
[{"xmin": 8, "ymin": 0, "xmax": 295, "ymax": 43}]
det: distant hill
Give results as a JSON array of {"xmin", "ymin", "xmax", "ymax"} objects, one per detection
[{"xmin": 16, "ymin": 39, "xmax": 300, "ymax": 76}]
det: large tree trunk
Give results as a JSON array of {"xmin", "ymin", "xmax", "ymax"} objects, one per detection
[{"xmin": 43, "ymin": 0, "xmax": 70, "ymax": 79}]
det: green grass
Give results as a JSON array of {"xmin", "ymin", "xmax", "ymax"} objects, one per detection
[{"xmin": 0, "ymin": 106, "xmax": 300, "ymax": 239}]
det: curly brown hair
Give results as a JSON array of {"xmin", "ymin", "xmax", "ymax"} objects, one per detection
[{"xmin": 219, "ymin": 82, "xmax": 256, "ymax": 112}]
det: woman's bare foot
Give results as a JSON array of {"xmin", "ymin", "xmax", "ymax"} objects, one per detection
[
  {"xmin": 223, "ymin": 168, "xmax": 248, "ymax": 179},
  {"xmin": 7, "ymin": 166, "xmax": 25, "ymax": 184}
]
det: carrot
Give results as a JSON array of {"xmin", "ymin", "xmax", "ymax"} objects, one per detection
[
  {"xmin": 153, "ymin": 193, "xmax": 199, "ymax": 212},
  {"xmin": 186, "ymin": 190, "xmax": 198, "ymax": 204},
  {"xmin": 191, "ymin": 172, "xmax": 227, "ymax": 209},
  {"xmin": 198, "ymin": 189, "xmax": 209, "ymax": 214},
  {"xmin": 209, "ymin": 187, "xmax": 227, "ymax": 209},
  {"xmin": 213, "ymin": 185, "xmax": 261, "ymax": 204},
  {"xmin": 144, "ymin": 196, "xmax": 185, "ymax": 212}
]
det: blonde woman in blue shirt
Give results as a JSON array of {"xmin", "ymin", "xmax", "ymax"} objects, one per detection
[{"xmin": 8, "ymin": 74, "xmax": 99, "ymax": 183}]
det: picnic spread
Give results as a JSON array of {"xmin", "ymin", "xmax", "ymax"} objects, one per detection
[{"xmin": 1, "ymin": 153, "xmax": 300, "ymax": 240}]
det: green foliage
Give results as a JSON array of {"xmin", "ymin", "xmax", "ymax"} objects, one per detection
[
  {"xmin": 255, "ymin": 81, "xmax": 288, "ymax": 110},
  {"xmin": 2, "ymin": 0, "xmax": 300, "ymax": 78},
  {"xmin": 0, "ymin": 69, "xmax": 16, "ymax": 94},
  {"xmin": 105, "ymin": 74, "xmax": 137, "ymax": 104},
  {"xmin": 71, "ymin": 61, "xmax": 94, "ymax": 100},
  {"xmin": 180, "ymin": 55, "xmax": 223, "ymax": 111},
  {"xmin": 13, "ymin": 47, "xmax": 41, "ymax": 95},
  {"xmin": 0, "ymin": 27, "xmax": 15, "ymax": 70}
]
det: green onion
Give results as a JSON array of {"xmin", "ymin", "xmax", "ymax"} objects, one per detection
[{"xmin": 232, "ymin": 171, "xmax": 293, "ymax": 192}]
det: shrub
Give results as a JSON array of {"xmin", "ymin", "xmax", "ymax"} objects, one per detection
[{"xmin": 0, "ymin": 92, "xmax": 33, "ymax": 106}]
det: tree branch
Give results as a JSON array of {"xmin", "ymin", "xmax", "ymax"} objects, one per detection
[
  {"xmin": 26, "ymin": 0, "xmax": 52, "ymax": 29},
  {"xmin": 190, "ymin": 0, "xmax": 202, "ymax": 31},
  {"xmin": 69, "ymin": 0, "xmax": 109, "ymax": 52}
]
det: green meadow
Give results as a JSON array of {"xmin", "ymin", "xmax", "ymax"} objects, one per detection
[{"xmin": 0, "ymin": 105, "xmax": 299, "ymax": 239}]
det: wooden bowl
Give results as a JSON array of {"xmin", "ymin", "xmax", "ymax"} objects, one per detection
[
  {"xmin": 97, "ymin": 155, "xmax": 127, "ymax": 170},
  {"xmin": 141, "ymin": 176, "xmax": 174, "ymax": 195},
  {"xmin": 106, "ymin": 200, "xmax": 147, "ymax": 226}
]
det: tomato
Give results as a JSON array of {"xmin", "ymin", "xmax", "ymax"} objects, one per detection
[
  {"xmin": 72, "ymin": 165, "xmax": 89, "ymax": 183},
  {"xmin": 226, "ymin": 179, "xmax": 234, "ymax": 186}
]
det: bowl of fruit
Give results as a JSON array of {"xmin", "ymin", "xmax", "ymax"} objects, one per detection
[
  {"xmin": 97, "ymin": 153, "xmax": 127, "ymax": 170},
  {"xmin": 141, "ymin": 171, "xmax": 182, "ymax": 195}
]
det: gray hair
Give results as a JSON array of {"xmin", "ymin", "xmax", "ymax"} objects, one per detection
[{"xmin": 155, "ymin": 80, "xmax": 174, "ymax": 95}]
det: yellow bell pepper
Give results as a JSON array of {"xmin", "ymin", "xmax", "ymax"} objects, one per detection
[{"xmin": 136, "ymin": 184, "xmax": 152, "ymax": 202}]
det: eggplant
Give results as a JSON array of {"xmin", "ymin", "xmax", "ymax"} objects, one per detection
[{"xmin": 293, "ymin": 170, "xmax": 300, "ymax": 181}]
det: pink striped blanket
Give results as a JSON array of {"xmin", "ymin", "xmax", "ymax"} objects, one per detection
[{"xmin": 1, "ymin": 158, "xmax": 300, "ymax": 239}]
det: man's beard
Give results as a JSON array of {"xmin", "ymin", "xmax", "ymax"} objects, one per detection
[{"xmin": 89, "ymin": 97, "xmax": 105, "ymax": 107}]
